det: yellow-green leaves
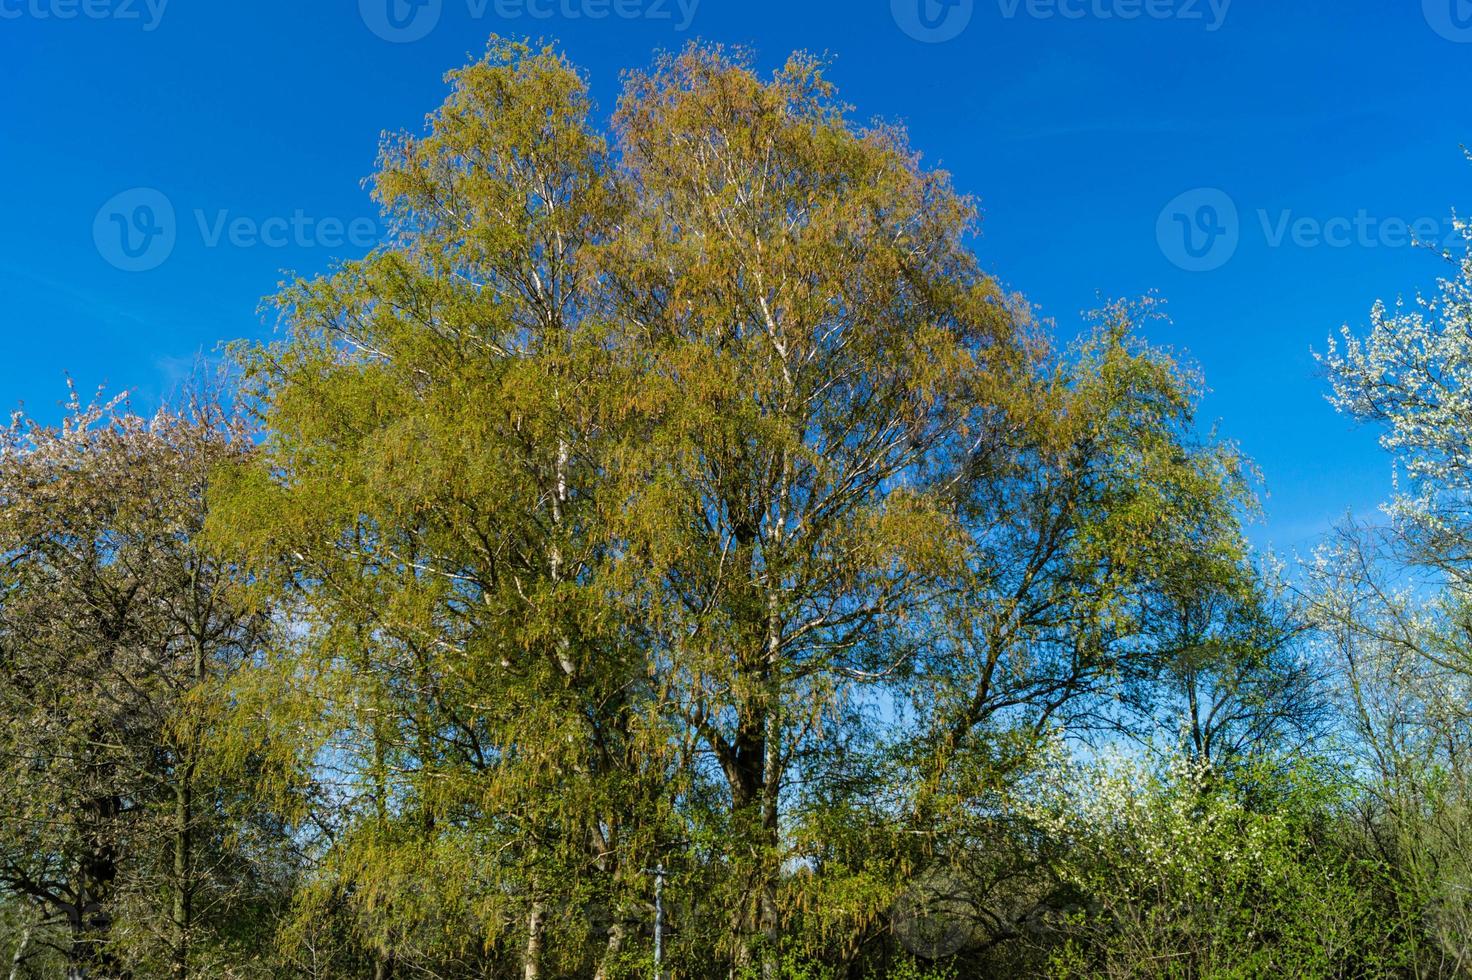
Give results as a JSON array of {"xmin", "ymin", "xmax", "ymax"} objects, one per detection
[{"xmin": 203, "ymin": 40, "xmax": 1266, "ymax": 977}]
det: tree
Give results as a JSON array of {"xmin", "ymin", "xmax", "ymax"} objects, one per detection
[
  {"xmin": 1143, "ymin": 560, "xmax": 1325, "ymax": 774},
  {"xmin": 911, "ymin": 302, "xmax": 1257, "ymax": 764},
  {"xmin": 1021, "ymin": 752, "xmax": 1399, "ymax": 979},
  {"xmin": 214, "ymin": 37, "xmax": 1041, "ymax": 976},
  {"xmin": 596, "ymin": 43, "xmax": 1034, "ymax": 975},
  {"xmin": 0, "ymin": 385, "xmax": 280, "ymax": 979},
  {"xmin": 1313, "ymin": 178, "xmax": 1472, "ymax": 976},
  {"xmin": 1320, "ymin": 191, "xmax": 1472, "ymax": 586},
  {"xmin": 1304, "ymin": 519, "xmax": 1472, "ymax": 977},
  {"xmin": 212, "ymin": 40, "xmax": 673, "ymax": 980},
  {"xmin": 205, "ymin": 39, "xmax": 1293, "ymax": 977},
  {"xmin": 816, "ymin": 304, "xmax": 1269, "ymax": 968}
]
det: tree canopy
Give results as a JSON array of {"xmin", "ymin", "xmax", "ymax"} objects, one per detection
[{"xmin": 3, "ymin": 38, "xmax": 1471, "ymax": 980}]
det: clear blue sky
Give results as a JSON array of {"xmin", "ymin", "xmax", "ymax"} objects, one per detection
[{"xmin": 3, "ymin": 0, "xmax": 1470, "ymax": 553}]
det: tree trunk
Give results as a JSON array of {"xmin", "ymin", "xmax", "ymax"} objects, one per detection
[
  {"xmin": 65, "ymin": 920, "xmax": 121, "ymax": 980},
  {"xmin": 759, "ymin": 701, "xmax": 781, "ymax": 980},
  {"xmin": 170, "ymin": 777, "xmax": 192, "ymax": 980},
  {"xmin": 523, "ymin": 900, "xmax": 545, "ymax": 980},
  {"xmin": 756, "ymin": 597, "xmax": 784, "ymax": 980},
  {"xmin": 593, "ymin": 921, "xmax": 625, "ymax": 980},
  {"xmin": 8, "ymin": 923, "xmax": 30, "ymax": 980},
  {"xmin": 70, "ymin": 794, "xmax": 123, "ymax": 980},
  {"xmin": 171, "ymin": 633, "xmax": 207, "ymax": 980},
  {"xmin": 727, "ymin": 712, "xmax": 765, "ymax": 972}
]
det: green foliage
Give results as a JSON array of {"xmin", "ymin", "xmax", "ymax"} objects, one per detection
[
  {"xmin": 1025, "ymin": 755, "xmax": 1404, "ymax": 978},
  {"xmin": 0, "ymin": 385, "xmax": 290, "ymax": 977},
  {"xmin": 10, "ymin": 37, "xmax": 1472, "ymax": 980}
]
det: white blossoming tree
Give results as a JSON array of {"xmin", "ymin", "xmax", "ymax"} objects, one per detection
[
  {"xmin": 1315, "ymin": 171, "xmax": 1472, "ymax": 974},
  {"xmin": 1320, "ymin": 193, "xmax": 1472, "ymax": 582},
  {"xmin": 1019, "ymin": 750, "xmax": 1394, "ymax": 979}
]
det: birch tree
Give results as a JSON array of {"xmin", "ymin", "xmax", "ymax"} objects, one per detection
[
  {"xmin": 209, "ymin": 40, "xmax": 1289, "ymax": 977},
  {"xmin": 598, "ymin": 44, "xmax": 1035, "ymax": 973},
  {"xmin": 213, "ymin": 40, "xmax": 671, "ymax": 980}
]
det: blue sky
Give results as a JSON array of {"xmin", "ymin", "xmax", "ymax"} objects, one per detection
[{"xmin": 3, "ymin": 0, "xmax": 1470, "ymax": 554}]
